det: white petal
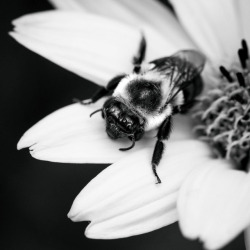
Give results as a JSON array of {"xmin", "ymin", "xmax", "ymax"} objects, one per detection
[
  {"xmin": 86, "ymin": 193, "xmax": 178, "ymax": 239},
  {"xmin": 11, "ymin": 4, "xmax": 196, "ymax": 87},
  {"xmin": 49, "ymin": 0, "xmax": 196, "ymax": 56},
  {"xmin": 68, "ymin": 140, "xmax": 212, "ymax": 238},
  {"xmin": 170, "ymin": 0, "xmax": 242, "ymax": 66},
  {"xmin": 171, "ymin": 115, "xmax": 195, "ymax": 141},
  {"xmin": 11, "ymin": 11, "xmax": 142, "ymax": 86},
  {"xmin": 17, "ymin": 101, "xmax": 194, "ymax": 163},
  {"xmin": 178, "ymin": 160, "xmax": 250, "ymax": 250},
  {"xmin": 17, "ymin": 101, "xmax": 152, "ymax": 163},
  {"xmin": 110, "ymin": 0, "xmax": 196, "ymax": 55}
]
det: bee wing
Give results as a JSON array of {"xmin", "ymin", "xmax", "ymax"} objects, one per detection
[{"xmin": 150, "ymin": 50, "xmax": 206, "ymax": 101}]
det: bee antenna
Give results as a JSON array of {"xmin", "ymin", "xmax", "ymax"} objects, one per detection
[
  {"xmin": 90, "ymin": 108, "xmax": 103, "ymax": 117},
  {"xmin": 119, "ymin": 136, "xmax": 135, "ymax": 151}
]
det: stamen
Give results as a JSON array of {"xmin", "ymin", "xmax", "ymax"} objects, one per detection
[
  {"xmin": 236, "ymin": 72, "xmax": 246, "ymax": 87},
  {"xmin": 193, "ymin": 39, "xmax": 250, "ymax": 171},
  {"xmin": 219, "ymin": 66, "xmax": 233, "ymax": 82},
  {"xmin": 242, "ymin": 39, "xmax": 249, "ymax": 60},
  {"xmin": 238, "ymin": 49, "xmax": 247, "ymax": 69}
]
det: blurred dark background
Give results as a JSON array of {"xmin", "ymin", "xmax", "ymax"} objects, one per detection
[{"xmin": 0, "ymin": 1, "xmax": 246, "ymax": 249}]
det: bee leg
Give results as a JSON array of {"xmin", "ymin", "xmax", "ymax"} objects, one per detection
[
  {"xmin": 73, "ymin": 74, "xmax": 126, "ymax": 105},
  {"xmin": 133, "ymin": 35, "xmax": 146, "ymax": 73},
  {"xmin": 151, "ymin": 116, "xmax": 172, "ymax": 184}
]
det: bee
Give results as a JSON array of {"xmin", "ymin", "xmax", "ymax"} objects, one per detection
[{"xmin": 75, "ymin": 36, "xmax": 205, "ymax": 184}]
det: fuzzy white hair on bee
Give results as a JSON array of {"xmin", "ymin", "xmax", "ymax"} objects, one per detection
[{"xmin": 75, "ymin": 35, "xmax": 206, "ymax": 184}]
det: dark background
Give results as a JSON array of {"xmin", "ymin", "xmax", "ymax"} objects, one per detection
[{"xmin": 0, "ymin": 1, "xmax": 245, "ymax": 249}]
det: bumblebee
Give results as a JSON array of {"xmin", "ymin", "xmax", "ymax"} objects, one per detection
[{"xmin": 76, "ymin": 36, "xmax": 205, "ymax": 184}]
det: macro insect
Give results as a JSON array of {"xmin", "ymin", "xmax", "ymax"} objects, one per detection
[{"xmin": 75, "ymin": 36, "xmax": 205, "ymax": 184}]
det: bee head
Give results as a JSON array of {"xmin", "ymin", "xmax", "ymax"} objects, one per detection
[{"xmin": 103, "ymin": 98, "xmax": 145, "ymax": 150}]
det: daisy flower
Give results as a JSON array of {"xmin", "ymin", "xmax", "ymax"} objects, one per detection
[{"xmin": 10, "ymin": 0, "xmax": 250, "ymax": 249}]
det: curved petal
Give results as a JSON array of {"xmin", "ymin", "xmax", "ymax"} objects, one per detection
[
  {"xmin": 18, "ymin": 101, "xmax": 153, "ymax": 163},
  {"xmin": 170, "ymin": 0, "xmax": 242, "ymax": 66},
  {"xmin": 11, "ymin": 3, "xmax": 196, "ymax": 87},
  {"xmin": 11, "ymin": 11, "xmax": 142, "ymax": 86},
  {"xmin": 68, "ymin": 140, "xmax": 212, "ymax": 238},
  {"xmin": 178, "ymin": 160, "xmax": 250, "ymax": 250},
  {"xmin": 49, "ymin": 0, "xmax": 196, "ymax": 56},
  {"xmin": 17, "ymin": 100, "xmax": 194, "ymax": 163}
]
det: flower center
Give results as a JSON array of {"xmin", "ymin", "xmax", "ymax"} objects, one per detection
[{"xmin": 193, "ymin": 40, "xmax": 250, "ymax": 171}]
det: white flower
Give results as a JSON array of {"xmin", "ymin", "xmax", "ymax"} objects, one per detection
[
  {"xmin": 12, "ymin": 0, "xmax": 196, "ymax": 241},
  {"xmin": 11, "ymin": 0, "xmax": 250, "ymax": 249}
]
